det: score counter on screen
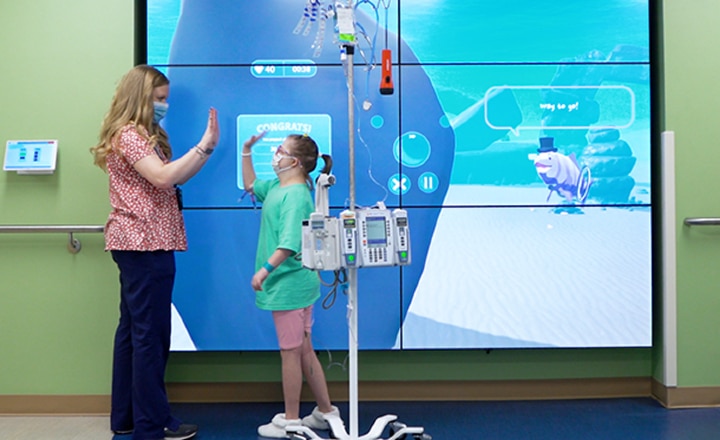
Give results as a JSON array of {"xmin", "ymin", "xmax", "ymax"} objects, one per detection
[{"xmin": 251, "ymin": 59, "xmax": 317, "ymax": 78}]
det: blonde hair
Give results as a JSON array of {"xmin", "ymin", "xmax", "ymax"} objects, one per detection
[{"xmin": 90, "ymin": 65, "xmax": 171, "ymax": 170}]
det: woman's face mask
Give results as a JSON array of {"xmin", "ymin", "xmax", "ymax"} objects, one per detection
[{"xmin": 153, "ymin": 101, "xmax": 169, "ymax": 123}]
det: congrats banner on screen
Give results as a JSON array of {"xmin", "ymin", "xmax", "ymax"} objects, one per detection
[{"xmin": 236, "ymin": 114, "xmax": 332, "ymax": 188}]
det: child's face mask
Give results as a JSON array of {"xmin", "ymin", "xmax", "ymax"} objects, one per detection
[{"xmin": 271, "ymin": 146, "xmax": 297, "ymax": 175}]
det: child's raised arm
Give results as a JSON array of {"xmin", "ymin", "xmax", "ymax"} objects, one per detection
[{"xmin": 241, "ymin": 131, "xmax": 266, "ymax": 192}]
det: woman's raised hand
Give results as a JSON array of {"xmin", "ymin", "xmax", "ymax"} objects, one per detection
[{"xmin": 198, "ymin": 107, "xmax": 219, "ymax": 151}]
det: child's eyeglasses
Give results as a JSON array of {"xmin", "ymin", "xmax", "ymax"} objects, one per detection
[{"xmin": 275, "ymin": 145, "xmax": 293, "ymax": 157}]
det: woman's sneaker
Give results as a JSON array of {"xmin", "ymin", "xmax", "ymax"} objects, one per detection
[
  {"xmin": 258, "ymin": 413, "xmax": 301, "ymax": 438},
  {"xmin": 163, "ymin": 423, "xmax": 198, "ymax": 439},
  {"xmin": 301, "ymin": 405, "xmax": 340, "ymax": 431}
]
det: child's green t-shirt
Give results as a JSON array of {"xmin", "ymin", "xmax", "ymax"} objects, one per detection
[{"xmin": 253, "ymin": 178, "xmax": 320, "ymax": 311}]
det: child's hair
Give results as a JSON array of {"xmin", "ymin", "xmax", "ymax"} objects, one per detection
[{"xmin": 287, "ymin": 134, "xmax": 333, "ymax": 190}]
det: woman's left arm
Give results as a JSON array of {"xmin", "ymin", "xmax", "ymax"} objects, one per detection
[{"xmin": 134, "ymin": 108, "xmax": 219, "ymax": 188}]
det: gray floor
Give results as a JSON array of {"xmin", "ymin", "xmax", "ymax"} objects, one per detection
[{"xmin": 0, "ymin": 415, "xmax": 109, "ymax": 440}]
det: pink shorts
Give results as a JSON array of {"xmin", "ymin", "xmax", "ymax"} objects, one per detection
[{"xmin": 272, "ymin": 305, "xmax": 314, "ymax": 350}]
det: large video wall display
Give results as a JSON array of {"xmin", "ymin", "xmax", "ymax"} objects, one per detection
[{"xmin": 146, "ymin": 0, "xmax": 652, "ymax": 351}]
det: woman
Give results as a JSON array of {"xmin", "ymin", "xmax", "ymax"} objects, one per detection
[{"xmin": 91, "ymin": 64, "xmax": 219, "ymax": 440}]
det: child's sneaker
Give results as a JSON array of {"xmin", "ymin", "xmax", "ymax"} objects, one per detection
[
  {"xmin": 258, "ymin": 413, "xmax": 301, "ymax": 438},
  {"xmin": 301, "ymin": 405, "xmax": 340, "ymax": 431}
]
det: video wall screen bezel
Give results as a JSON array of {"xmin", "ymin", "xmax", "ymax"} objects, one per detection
[{"xmin": 137, "ymin": 0, "xmax": 655, "ymax": 352}]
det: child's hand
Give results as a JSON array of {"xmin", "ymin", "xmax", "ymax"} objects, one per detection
[
  {"xmin": 243, "ymin": 130, "xmax": 266, "ymax": 154},
  {"xmin": 251, "ymin": 269, "xmax": 269, "ymax": 291}
]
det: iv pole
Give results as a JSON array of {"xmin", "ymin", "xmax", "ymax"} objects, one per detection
[
  {"xmin": 346, "ymin": 40, "xmax": 361, "ymax": 440},
  {"xmin": 339, "ymin": 38, "xmax": 426, "ymax": 440},
  {"xmin": 289, "ymin": 2, "xmax": 426, "ymax": 438}
]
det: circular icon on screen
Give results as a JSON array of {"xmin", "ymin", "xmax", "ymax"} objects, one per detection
[
  {"xmin": 418, "ymin": 172, "xmax": 439, "ymax": 194},
  {"xmin": 388, "ymin": 173, "xmax": 410, "ymax": 195},
  {"xmin": 393, "ymin": 132, "xmax": 431, "ymax": 168}
]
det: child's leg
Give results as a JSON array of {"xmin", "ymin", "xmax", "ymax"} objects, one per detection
[
  {"xmin": 273, "ymin": 308, "xmax": 312, "ymax": 421},
  {"xmin": 298, "ymin": 305, "xmax": 333, "ymax": 412},
  {"xmin": 301, "ymin": 334, "xmax": 333, "ymax": 412},
  {"xmin": 279, "ymin": 346, "xmax": 303, "ymax": 420}
]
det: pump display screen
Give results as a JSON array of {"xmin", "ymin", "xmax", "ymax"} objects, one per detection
[
  {"xmin": 365, "ymin": 217, "xmax": 388, "ymax": 247},
  {"xmin": 142, "ymin": 0, "xmax": 653, "ymax": 351}
]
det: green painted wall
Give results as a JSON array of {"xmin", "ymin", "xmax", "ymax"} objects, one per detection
[
  {"xmin": 5, "ymin": 0, "xmax": 701, "ymax": 397},
  {"xmin": 662, "ymin": 0, "xmax": 720, "ymax": 387},
  {"xmin": 0, "ymin": 0, "xmax": 132, "ymax": 394}
]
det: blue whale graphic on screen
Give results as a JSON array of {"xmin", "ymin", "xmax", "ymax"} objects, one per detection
[{"xmin": 163, "ymin": 0, "xmax": 460, "ymax": 350}]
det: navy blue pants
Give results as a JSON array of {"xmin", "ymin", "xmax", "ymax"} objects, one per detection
[{"xmin": 110, "ymin": 250, "xmax": 182, "ymax": 440}]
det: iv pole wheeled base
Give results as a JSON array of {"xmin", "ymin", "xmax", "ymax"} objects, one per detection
[{"xmin": 286, "ymin": 414, "xmax": 430, "ymax": 440}]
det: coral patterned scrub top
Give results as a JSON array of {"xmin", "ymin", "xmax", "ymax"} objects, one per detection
[{"xmin": 103, "ymin": 124, "xmax": 187, "ymax": 251}]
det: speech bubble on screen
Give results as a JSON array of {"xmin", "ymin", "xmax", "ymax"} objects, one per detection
[{"xmin": 484, "ymin": 85, "xmax": 636, "ymax": 136}]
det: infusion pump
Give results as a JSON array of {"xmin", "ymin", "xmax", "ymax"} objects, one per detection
[{"xmin": 302, "ymin": 204, "xmax": 411, "ymax": 271}]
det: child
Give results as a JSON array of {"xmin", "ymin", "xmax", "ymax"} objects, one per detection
[{"xmin": 241, "ymin": 132, "xmax": 340, "ymax": 438}]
